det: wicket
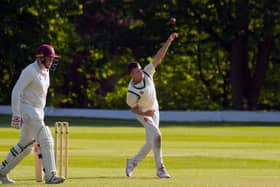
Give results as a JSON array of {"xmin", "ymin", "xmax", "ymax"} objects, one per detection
[{"xmin": 54, "ymin": 121, "xmax": 69, "ymax": 178}]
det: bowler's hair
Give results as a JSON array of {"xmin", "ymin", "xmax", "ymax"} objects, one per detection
[{"xmin": 127, "ymin": 62, "xmax": 140, "ymax": 74}]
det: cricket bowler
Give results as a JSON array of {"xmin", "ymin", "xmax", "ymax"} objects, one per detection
[{"xmin": 126, "ymin": 32, "xmax": 178, "ymax": 178}]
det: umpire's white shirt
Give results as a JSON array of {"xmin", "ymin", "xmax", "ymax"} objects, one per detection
[
  {"xmin": 126, "ymin": 63, "xmax": 159, "ymax": 113},
  {"xmin": 12, "ymin": 61, "xmax": 49, "ymax": 120}
]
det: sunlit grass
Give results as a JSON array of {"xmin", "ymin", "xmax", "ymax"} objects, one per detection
[{"xmin": 0, "ymin": 115, "xmax": 280, "ymax": 186}]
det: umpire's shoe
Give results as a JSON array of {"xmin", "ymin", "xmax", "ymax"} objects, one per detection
[
  {"xmin": 46, "ymin": 176, "xmax": 65, "ymax": 184},
  {"xmin": 0, "ymin": 174, "xmax": 15, "ymax": 184}
]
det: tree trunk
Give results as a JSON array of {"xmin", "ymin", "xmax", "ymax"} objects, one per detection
[
  {"xmin": 247, "ymin": 37, "xmax": 273, "ymax": 109},
  {"xmin": 229, "ymin": 0, "xmax": 249, "ymax": 109},
  {"xmin": 247, "ymin": 0, "xmax": 274, "ymax": 110},
  {"xmin": 230, "ymin": 36, "xmax": 250, "ymax": 109}
]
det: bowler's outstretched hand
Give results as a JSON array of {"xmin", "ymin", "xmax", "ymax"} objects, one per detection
[{"xmin": 169, "ymin": 32, "xmax": 178, "ymax": 41}]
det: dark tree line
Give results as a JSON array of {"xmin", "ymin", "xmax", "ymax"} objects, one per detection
[{"xmin": 0, "ymin": 0, "xmax": 280, "ymax": 110}]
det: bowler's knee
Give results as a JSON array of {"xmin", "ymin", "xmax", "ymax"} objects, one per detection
[{"xmin": 154, "ymin": 134, "xmax": 162, "ymax": 148}]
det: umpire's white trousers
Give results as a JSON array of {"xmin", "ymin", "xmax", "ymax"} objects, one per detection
[{"xmin": 130, "ymin": 111, "xmax": 164, "ymax": 169}]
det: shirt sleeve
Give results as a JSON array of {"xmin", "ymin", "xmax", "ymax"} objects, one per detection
[
  {"xmin": 143, "ymin": 63, "xmax": 156, "ymax": 77},
  {"xmin": 126, "ymin": 92, "xmax": 139, "ymax": 108},
  {"xmin": 11, "ymin": 67, "xmax": 35, "ymax": 116}
]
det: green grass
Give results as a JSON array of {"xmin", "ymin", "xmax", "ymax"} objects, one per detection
[{"xmin": 0, "ymin": 115, "xmax": 280, "ymax": 186}]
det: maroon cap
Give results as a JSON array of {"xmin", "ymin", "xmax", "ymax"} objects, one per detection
[{"xmin": 35, "ymin": 44, "xmax": 59, "ymax": 58}]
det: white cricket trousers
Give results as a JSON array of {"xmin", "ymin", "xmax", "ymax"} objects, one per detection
[
  {"xmin": 20, "ymin": 104, "xmax": 46, "ymax": 146},
  {"xmin": 20, "ymin": 117, "xmax": 45, "ymax": 146},
  {"xmin": 131, "ymin": 111, "xmax": 164, "ymax": 169},
  {"xmin": 0, "ymin": 116, "xmax": 45, "ymax": 175}
]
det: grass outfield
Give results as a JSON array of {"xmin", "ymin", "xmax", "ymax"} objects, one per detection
[{"xmin": 0, "ymin": 115, "xmax": 280, "ymax": 186}]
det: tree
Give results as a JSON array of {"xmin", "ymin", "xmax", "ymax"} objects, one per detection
[
  {"xmin": 1, "ymin": 0, "xmax": 280, "ymax": 110},
  {"xmin": 229, "ymin": 0, "xmax": 279, "ymax": 109},
  {"xmin": 0, "ymin": 0, "xmax": 82, "ymax": 104},
  {"xmin": 178, "ymin": 0, "xmax": 280, "ymax": 109}
]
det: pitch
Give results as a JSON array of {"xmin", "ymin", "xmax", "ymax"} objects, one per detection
[{"xmin": 0, "ymin": 115, "xmax": 280, "ymax": 187}]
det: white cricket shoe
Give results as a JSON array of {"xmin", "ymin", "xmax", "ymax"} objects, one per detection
[
  {"xmin": 126, "ymin": 159, "xmax": 137, "ymax": 177},
  {"xmin": 0, "ymin": 174, "xmax": 15, "ymax": 184},
  {"xmin": 157, "ymin": 167, "xmax": 171, "ymax": 179},
  {"xmin": 45, "ymin": 176, "xmax": 65, "ymax": 184}
]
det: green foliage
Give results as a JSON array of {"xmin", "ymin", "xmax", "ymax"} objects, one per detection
[
  {"xmin": 0, "ymin": 0, "xmax": 83, "ymax": 103},
  {"xmin": 0, "ymin": 0, "xmax": 280, "ymax": 110}
]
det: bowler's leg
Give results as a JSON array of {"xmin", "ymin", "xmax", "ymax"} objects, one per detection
[
  {"xmin": 126, "ymin": 119, "xmax": 153, "ymax": 177},
  {"xmin": 152, "ymin": 111, "xmax": 171, "ymax": 178}
]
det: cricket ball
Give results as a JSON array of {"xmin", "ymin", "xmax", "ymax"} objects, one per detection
[{"xmin": 169, "ymin": 17, "xmax": 176, "ymax": 25}]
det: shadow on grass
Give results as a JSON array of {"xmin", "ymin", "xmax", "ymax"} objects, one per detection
[
  {"xmin": 14, "ymin": 176, "xmax": 159, "ymax": 184},
  {"xmin": 0, "ymin": 115, "xmax": 279, "ymax": 128},
  {"xmin": 68, "ymin": 176, "xmax": 158, "ymax": 180}
]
